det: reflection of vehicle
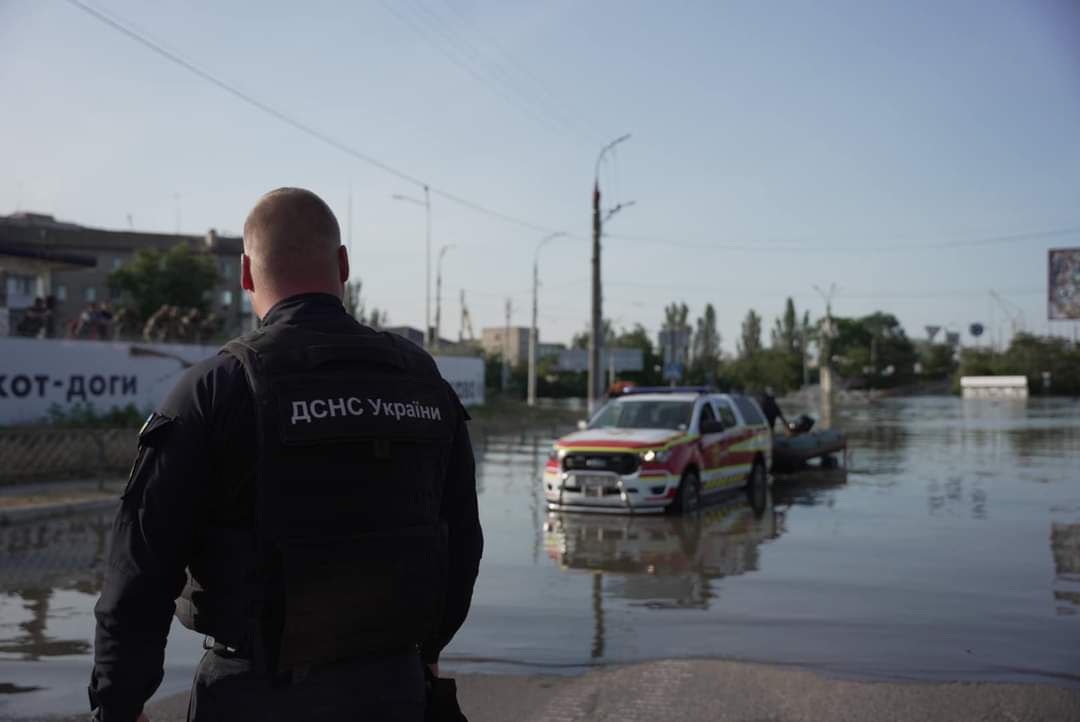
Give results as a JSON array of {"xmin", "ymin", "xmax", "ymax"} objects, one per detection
[
  {"xmin": 544, "ymin": 388, "xmax": 772, "ymax": 514},
  {"xmin": 544, "ymin": 497, "xmax": 782, "ymax": 608}
]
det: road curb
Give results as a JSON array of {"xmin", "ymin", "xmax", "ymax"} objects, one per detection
[{"xmin": 0, "ymin": 496, "xmax": 119, "ymax": 526}]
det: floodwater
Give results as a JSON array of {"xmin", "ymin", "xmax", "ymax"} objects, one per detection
[{"xmin": 1, "ymin": 397, "xmax": 1079, "ymax": 718}]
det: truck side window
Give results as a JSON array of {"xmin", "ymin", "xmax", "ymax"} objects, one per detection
[
  {"xmin": 699, "ymin": 403, "xmax": 716, "ymax": 426},
  {"xmin": 732, "ymin": 395, "xmax": 766, "ymax": 425},
  {"xmin": 715, "ymin": 400, "xmax": 738, "ymax": 428}
]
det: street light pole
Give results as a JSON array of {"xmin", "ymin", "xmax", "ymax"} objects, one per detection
[
  {"xmin": 424, "ymin": 185, "xmax": 431, "ymax": 346},
  {"xmin": 392, "ymin": 188, "xmax": 432, "ymax": 347},
  {"xmin": 529, "ymin": 231, "xmax": 566, "ymax": 406},
  {"xmin": 434, "ymin": 243, "xmax": 455, "ymax": 353},
  {"xmin": 813, "ymin": 283, "xmax": 838, "ymax": 428},
  {"xmin": 590, "ymin": 134, "xmax": 631, "ymax": 413}
]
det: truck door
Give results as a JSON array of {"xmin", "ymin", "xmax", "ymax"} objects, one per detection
[
  {"xmin": 713, "ymin": 398, "xmax": 742, "ymax": 487},
  {"xmin": 697, "ymin": 401, "xmax": 725, "ymax": 492}
]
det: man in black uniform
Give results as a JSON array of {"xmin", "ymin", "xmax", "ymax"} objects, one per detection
[
  {"xmin": 759, "ymin": 387, "xmax": 788, "ymax": 435},
  {"xmin": 89, "ymin": 188, "xmax": 483, "ymax": 721}
]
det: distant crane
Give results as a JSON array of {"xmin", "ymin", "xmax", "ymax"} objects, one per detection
[
  {"xmin": 990, "ymin": 290, "xmax": 1025, "ymax": 349},
  {"xmin": 458, "ymin": 289, "xmax": 475, "ymax": 343}
]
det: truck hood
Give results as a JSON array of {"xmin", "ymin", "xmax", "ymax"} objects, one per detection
[{"xmin": 556, "ymin": 427, "xmax": 689, "ymax": 450}]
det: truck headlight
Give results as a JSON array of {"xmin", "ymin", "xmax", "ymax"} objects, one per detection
[
  {"xmin": 642, "ymin": 449, "xmax": 672, "ymax": 463},
  {"xmin": 548, "ymin": 447, "xmax": 568, "ymax": 462}
]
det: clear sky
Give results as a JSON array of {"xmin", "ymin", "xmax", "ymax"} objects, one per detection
[{"xmin": 3, "ymin": 0, "xmax": 1079, "ymax": 350}]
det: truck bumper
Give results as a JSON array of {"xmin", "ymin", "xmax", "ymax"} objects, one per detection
[{"xmin": 543, "ymin": 469, "xmax": 679, "ymax": 514}]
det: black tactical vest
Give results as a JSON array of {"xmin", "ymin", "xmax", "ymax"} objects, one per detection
[{"xmin": 175, "ymin": 322, "xmax": 454, "ymax": 672}]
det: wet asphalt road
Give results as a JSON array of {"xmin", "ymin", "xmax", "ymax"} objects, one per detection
[{"xmin": 47, "ymin": 660, "xmax": 1080, "ymax": 722}]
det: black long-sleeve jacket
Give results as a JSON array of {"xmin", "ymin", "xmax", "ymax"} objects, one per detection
[{"xmin": 89, "ymin": 294, "xmax": 483, "ymax": 721}]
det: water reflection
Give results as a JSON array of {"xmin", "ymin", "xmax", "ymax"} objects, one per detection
[
  {"xmin": 0, "ymin": 511, "xmax": 111, "ymax": 661},
  {"xmin": 544, "ymin": 497, "xmax": 782, "ymax": 661},
  {"xmin": 1, "ymin": 397, "xmax": 1080, "ymax": 718},
  {"xmin": 772, "ymin": 468, "xmax": 848, "ymax": 508},
  {"xmin": 545, "ymin": 497, "xmax": 782, "ymax": 611},
  {"xmin": 1052, "ymin": 522, "xmax": 1080, "ymax": 616}
]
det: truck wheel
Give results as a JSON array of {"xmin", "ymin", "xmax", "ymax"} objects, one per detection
[
  {"xmin": 746, "ymin": 460, "xmax": 768, "ymax": 515},
  {"xmin": 670, "ymin": 470, "xmax": 701, "ymax": 515}
]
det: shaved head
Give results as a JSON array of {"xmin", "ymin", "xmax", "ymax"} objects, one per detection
[
  {"xmin": 244, "ymin": 187, "xmax": 341, "ymax": 279},
  {"xmin": 241, "ymin": 187, "xmax": 349, "ymax": 317}
]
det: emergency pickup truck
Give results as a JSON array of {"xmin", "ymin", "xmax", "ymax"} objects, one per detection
[{"xmin": 544, "ymin": 387, "xmax": 772, "ymax": 514}]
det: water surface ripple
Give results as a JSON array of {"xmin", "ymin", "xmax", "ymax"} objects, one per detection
[{"xmin": 1, "ymin": 397, "xmax": 1078, "ymax": 717}]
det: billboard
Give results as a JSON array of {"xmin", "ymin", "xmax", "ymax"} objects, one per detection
[
  {"xmin": 556, "ymin": 348, "xmax": 644, "ymax": 373},
  {"xmin": 1049, "ymin": 248, "xmax": 1080, "ymax": 320},
  {"xmin": 0, "ymin": 337, "xmax": 484, "ymax": 424}
]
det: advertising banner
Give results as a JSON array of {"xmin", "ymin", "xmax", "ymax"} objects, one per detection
[
  {"xmin": 1049, "ymin": 248, "xmax": 1080, "ymax": 320},
  {"xmin": 556, "ymin": 348, "xmax": 644, "ymax": 373},
  {"xmin": 0, "ymin": 337, "xmax": 484, "ymax": 425}
]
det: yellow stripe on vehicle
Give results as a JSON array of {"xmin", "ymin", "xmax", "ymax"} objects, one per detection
[{"xmin": 555, "ymin": 434, "xmax": 699, "ymax": 455}]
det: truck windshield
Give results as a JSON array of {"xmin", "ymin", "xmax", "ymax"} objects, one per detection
[{"xmin": 589, "ymin": 399, "xmax": 694, "ymax": 430}]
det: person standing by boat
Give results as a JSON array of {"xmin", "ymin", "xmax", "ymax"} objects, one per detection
[{"xmin": 759, "ymin": 387, "xmax": 789, "ymax": 436}]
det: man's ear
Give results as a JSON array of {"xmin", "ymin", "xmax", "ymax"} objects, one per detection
[
  {"xmin": 338, "ymin": 245, "xmax": 350, "ymax": 285},
  {"xmin": 241, "ymin": 254, "xmax": 255, "ymax": 292}
]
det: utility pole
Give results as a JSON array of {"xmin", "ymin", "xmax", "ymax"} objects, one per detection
[
  {"xmin": 502, "ymin": 298, "xmax": 512, "ymax": 393},
  {"xmin": 529, "ymin": 232, "xmax": 566, "ymax": 406},
  {"xmin": 590, "ymin": 180, "xmax": 602, "ymax": 412},
  {"xmin": 589, "ymin": 134, "xmax": 631, "ymax": 413},
  {"xmin": 392, "ymin": 187, "xmax": 432, "ymax": 347},
  {"xmin": 459, "ymin": 289, "xmax": 474, "ymax": 343},
  {"xmin": 434, "ymin": 244, "xmax": 455, "ymax": 353},
  {"xmin": 813, "ymin": 283, "xmax": 837, "ymax": 428},
  {"xmin": 346, "ymin": 185, "xmax": 353, "ymax": 259},
  {"xmin": 424, "ymin": 185, "xmax": 431, "ymax": 345}
]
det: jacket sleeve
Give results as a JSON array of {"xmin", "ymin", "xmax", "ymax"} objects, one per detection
[
  {"xmin": 88, "ymin": 359, "xmax": 233, "ymax": 721},
  {"xmin": 421, "ymin": 394, "xmax": 483, "ymax": 664}
]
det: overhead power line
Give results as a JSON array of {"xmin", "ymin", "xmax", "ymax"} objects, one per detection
[
  {"xmin": 60, "ymin": 1, "xmax": 1079, "ymax": 258},
  {"xmin": 603, "ymin": 279, "xmax": 1044, "ymax": 300},
  {"xmin": 435, "ymin": 0, "xmax": 603, "ymax": 141},
  {"xmin": 606, "ymin": 226, "xmax": 1080, "ymax": 254},
  {"xmin": 65, "ymin": 0, "xmax": 564, "ymax": 236},
  {"xmin": 384, "ymin": 0, "xmax": 596, "ymax": 145}
]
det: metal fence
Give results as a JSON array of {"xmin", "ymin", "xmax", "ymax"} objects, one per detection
[{"xmin": 0, "ymin": 428, "xmax": 136, "ymax": 484}]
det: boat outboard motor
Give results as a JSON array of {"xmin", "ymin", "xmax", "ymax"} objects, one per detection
[{"xmin": 788, "ymin": 414, "xmax": 815, "ymax": 434}]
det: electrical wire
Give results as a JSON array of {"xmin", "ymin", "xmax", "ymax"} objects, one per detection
[
  {"xmin": 379, "ymin": 0, "xmax": 583, "ymax": 143},
  {"xmin": 605, "ymin": 226, "xmax": 1080, "ymax": 254},
  {"xmin": 402, "ymin": 0, "xmax": 593, "ymax": 141},
  {"xmin": 435, "ymin": 0, "xmax": 602, "ymax": 142},
  {"xmin": 62, "ymin": 1, "xmax": 1079, "ymax": 258},
  {"xmin": 65, "ymin": 0, "xmax": 565, "ymax": 236}
]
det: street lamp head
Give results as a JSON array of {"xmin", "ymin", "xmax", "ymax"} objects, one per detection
[
  {"xmin": 392, "ymin": 193, "xmax": 427, "ymax": 207},
  {"xmin": 595, "ymin": 133, "xmax": 633, "ymax": 180},
  {"xmin": 535, "ymin": 230, "xmax": 568, "ymax": 259}
]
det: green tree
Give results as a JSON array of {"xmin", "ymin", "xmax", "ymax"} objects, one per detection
[
  {"xmin": 343, "ymin": 279, "xmax": 389, "ymax": 328},
  {"xmin": 108, "ymin": 244, "xmax": 220, "ymax": 322},
  {"xmin": 612, "ymin": 324, "xmax": 662, "ymax": 386},
  {"xmin": 919, "ymin": 343, "xmax": 958, "ymax": 380},
  {"xmin": 830, "ymin": 312, "xmax": 917, "ymax": 388},
  {"xmin": 690, "ymin": 304, "xmax": 721, "ymax": 383},
  {"xmin": 344, "ymin": 280, "xmax": 364, "ymax": 321},
  {"xmin": 959, "ymin": 333, "xmax": 1080, "ymax": 395},
  {"xmin": 737, "ymin": 309, "xmax": 763, "ymax": 359},
  {"xmin": 571, "ymin": 319, "xmax": 615, "ymax": 350},
  {"xmin": 664, "ymin": 302, "xmax": 689, "ymax": 331},
  {"xmin": 770, "ymin": 297, "xmax": 801, "ymax": 354}
]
